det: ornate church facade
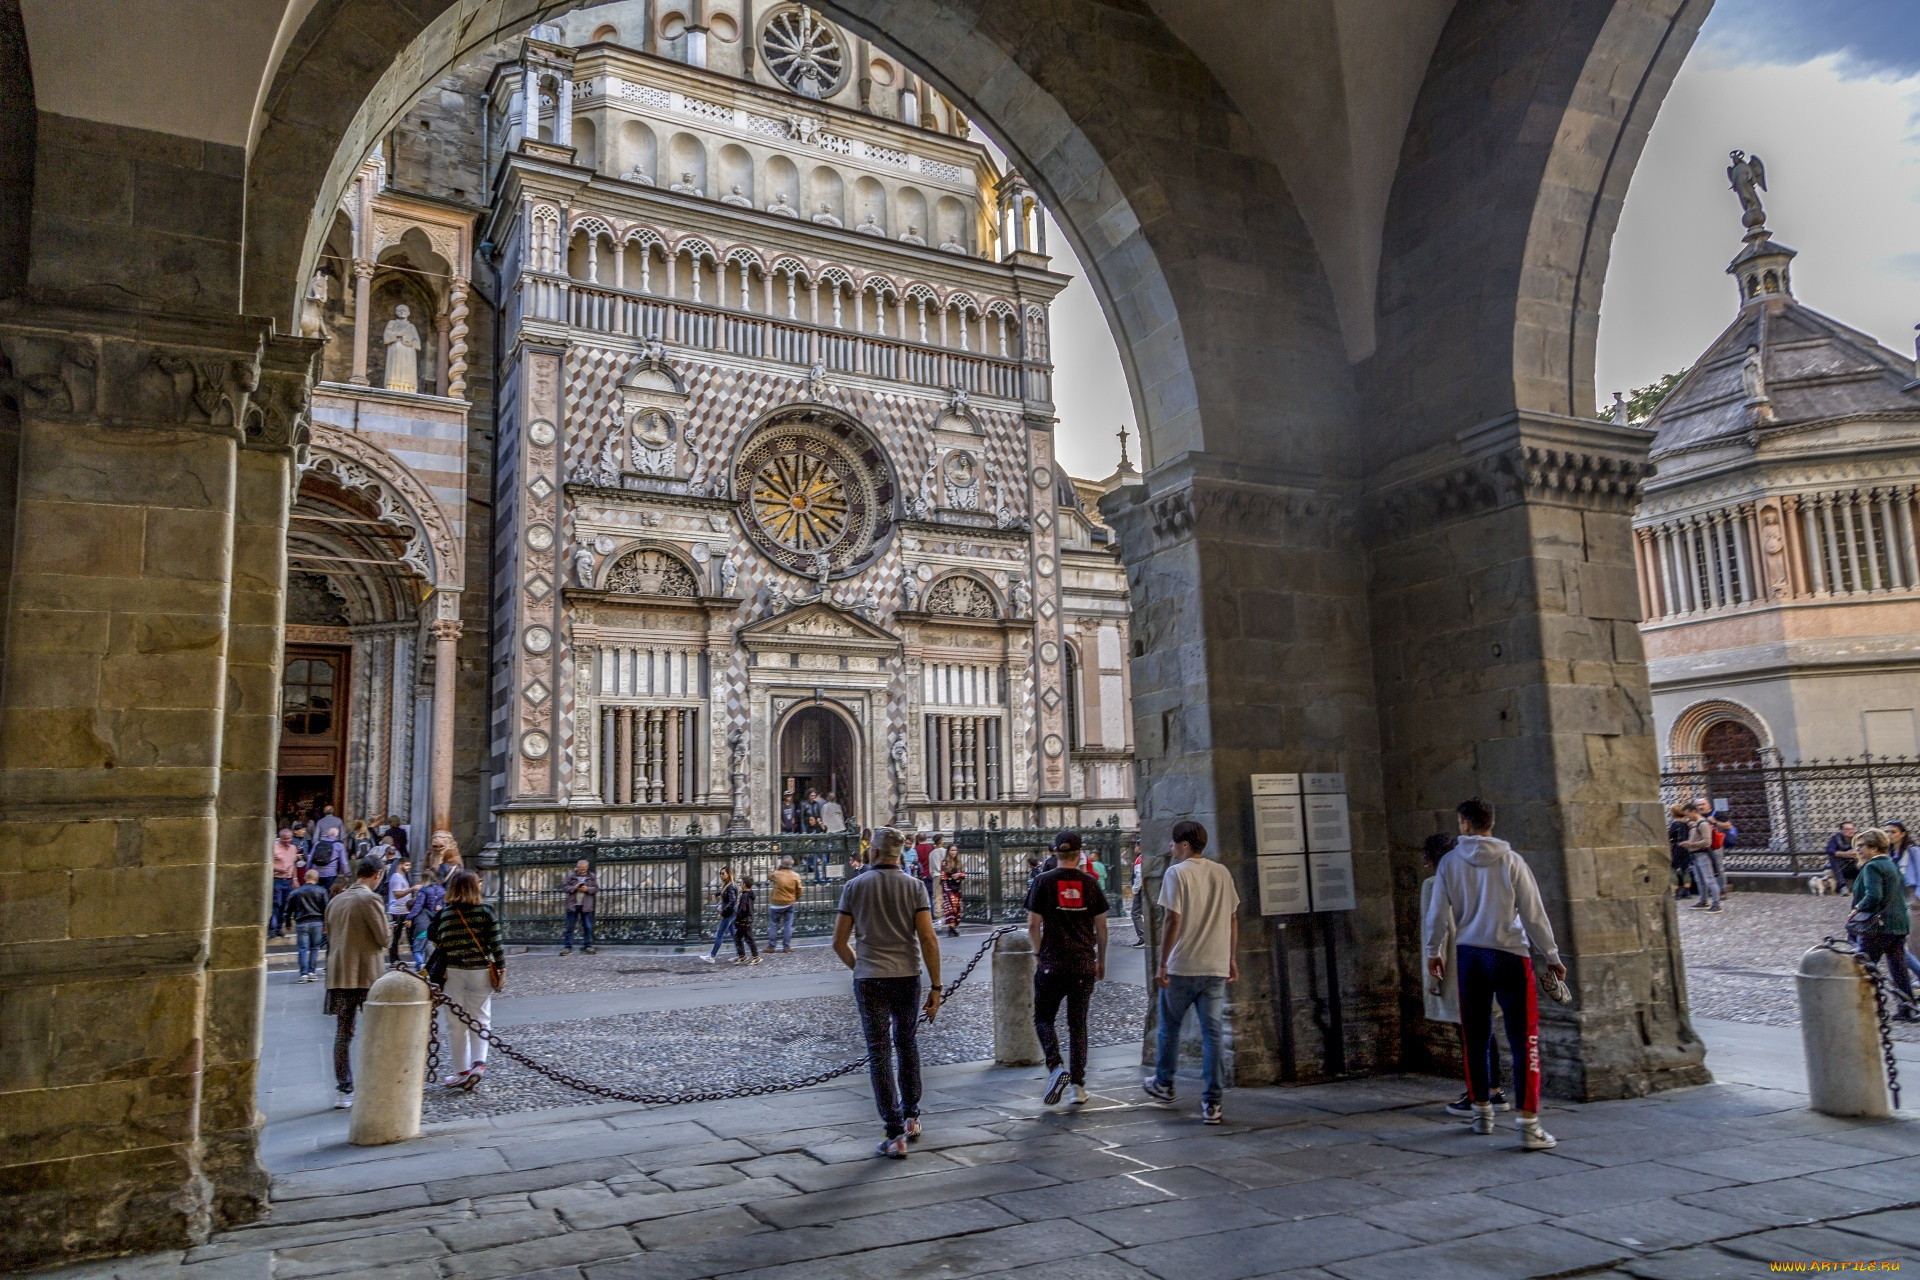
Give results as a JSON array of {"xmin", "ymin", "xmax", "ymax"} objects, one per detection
[{"xmin": 295, "ymin": 2, "xmax": 1137, "ymax": 847}]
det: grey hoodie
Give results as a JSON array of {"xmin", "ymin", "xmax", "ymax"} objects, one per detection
[{"xmin": 1422, "ymin": 834, "xmax": 1561, "ymax": 966}]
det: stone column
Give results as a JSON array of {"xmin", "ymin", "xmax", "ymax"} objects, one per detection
[
  {"xmin": 350, "ymin": 258, "xmax": 375, "ymax": 385},
  {"xmin": 0, "ymin": 307, "xmax": 290, "ymax": 1263},
  {"xmin": 434, "ymin": 314, "xmax": 451, "ymax": 398},
  {"xmin": 446, "ymin": 276, "xmax": 470, "ymax": 401},
  {"xmin": 428, "ymin": 616, "xmax": 461, "ymax": 843}
]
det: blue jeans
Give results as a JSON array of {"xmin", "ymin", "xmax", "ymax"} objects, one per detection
[
  {"xmin": 270, "ymin": 877, "xmax": 293, "ymax": 932},
  {"xmin": 564, "ymin": 907, "xmax": 594, "ymax": 949},
  {"xmin": 769, "ymin": 904, "xmax": 796, "ymax": 949},
  {"xmin": 1152, "ymin": 974, "xmax": 1228, "ymax": 1104},
  {"xmin": 295, "ymin": 919, "xmax": 323, "ymax": 977},
  {"xmin": 708, "ymin": 916, "xmax": 736, "ymax": 956},
  {"xmin": 1691, "ymin": 851, "xmax": 1721, "ymax": 907},
  {"xmin": 854, "ymin": 976, "xmax": 922, "ymax": 1136}
]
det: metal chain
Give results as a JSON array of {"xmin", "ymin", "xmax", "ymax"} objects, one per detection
[
  {"xmin": 1817, "ymin": 936, "xmax": 1902, "ymax": 1108},
  {"xmin": 407, "ymin": 926, "xmax": 1016, "ymax": 1106}
]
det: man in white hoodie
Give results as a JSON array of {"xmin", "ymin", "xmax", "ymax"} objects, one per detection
[{"xmin": 1424, "ymin": 798, "xmax": 1566, "ymax": 1151}]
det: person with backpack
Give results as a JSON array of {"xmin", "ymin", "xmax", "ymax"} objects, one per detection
[
  {"xmin": 732, "ymin": 875, "xmax": 762, "ymax": 964},
  {"xmin": 308, "ymin": 836, "xmax": 349, "ymax": 891},
  {"xmin": 1666, "ymin": 803, "xmax": 1696, "ymax": 899},
  {"xmin": 1683, "ymin": 800, "xmax": 1721, "ymax": 913},
  {"xmin": 407, "ymin": 872, "xmax": 445, "ymax": 968},
  {"xmin": 1849, "ymin": 829, "xmax": 1916, "ymax": 1020},
  {"xmin": 702, "ymin": 868, "xmax": 739, "ymax": 963}
]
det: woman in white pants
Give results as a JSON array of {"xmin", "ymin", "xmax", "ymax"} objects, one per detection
[{"xmin": 427, "ymin": 869, "xmax": 505, "ymax": 1088}]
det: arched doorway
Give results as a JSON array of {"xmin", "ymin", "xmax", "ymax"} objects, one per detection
[
  {"xmin": 778, "ymin": 705, "xmax": 861, "ymax": 832},
  {"xmin": 1701, "ymin": 719, "xmax": 1773, "ymax": 849}
]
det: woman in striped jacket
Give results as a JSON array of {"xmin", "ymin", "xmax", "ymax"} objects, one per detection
[{"xmin": 428, "ymin": 870, "xmax": 505, "ymax": 1089}]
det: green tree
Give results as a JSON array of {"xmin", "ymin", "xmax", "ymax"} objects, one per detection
[{"xmin": 1626, "ymin": 367, "xmax": 1690, "ymax": 423}]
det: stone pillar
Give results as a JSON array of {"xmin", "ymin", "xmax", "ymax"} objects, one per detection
[
  {"xmin": 446, "ymin": 276, "xmax": 470, "ymax": 401},
  {"xmin": 428, "ymin": 615, "xmax": 460, "ymax": 843},
  {"xmin": 201, "ymin": 336, "xmax": 318, "ymax": 1229},
  {"xmin": 0, "ymin": 306, "xmax": 299, "ymax": 1265},
  {"xmin": 434, "ymin": 313, "xmax": 451, "ymax": 398},
  {"xmin": 350, "ymin": 258, "xmax": 375, "ymax": 385}
]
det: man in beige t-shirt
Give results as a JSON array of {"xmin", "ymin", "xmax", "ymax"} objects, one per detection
[
  {"xmin": 1143, "ymin": 820, "xmax": 1238, "ymax": 1124},
  {"xmin": 768, "ymin": 856, "xmax": 804, "ymax": 952}
]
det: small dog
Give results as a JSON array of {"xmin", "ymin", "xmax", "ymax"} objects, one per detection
[{"xmin": 1807, "ymin": 872, "xmax": 1837, "ymax": 896}]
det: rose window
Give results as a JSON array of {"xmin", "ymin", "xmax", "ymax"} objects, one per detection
[
  {"xmin": 733, "ymin": 411, "xmax": 894, "ymax": 578},
  {"xmin": 762, "ymin": 6, "xmax": 847, "ymax": 98}
]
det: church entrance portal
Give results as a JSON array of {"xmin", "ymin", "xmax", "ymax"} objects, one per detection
[{"xmin": 779, "ymin": 706, "xmax": 860, "ymax": 832}]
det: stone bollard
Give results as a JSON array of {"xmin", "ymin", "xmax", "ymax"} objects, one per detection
[
  {"xmin": 1798, "ymin": 944, "xmax": 1893, "ymax": 1118},
  {"xmin": 349, "ymin": 970, "xmax": 432, "ymax": 1145},
  {"xmin": 992, "ymin": 931, "xmax": 1043, "ymax": 1066}
]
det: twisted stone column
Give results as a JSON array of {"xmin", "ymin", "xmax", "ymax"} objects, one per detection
[{"xmin": 428, "ymin": 617, "xmax": 461, "ymax": 842}]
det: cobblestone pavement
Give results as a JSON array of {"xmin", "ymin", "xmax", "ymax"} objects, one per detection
[
  {"xmin": 1677, "ymin": 890, "xmax": 1920, "ymax": 1040},
  {"xmin": 421, "ymin": 973, "xmax": 1150, "ymax": 1122},
  {"xmin": 43, "ymin": 1045, "xmax": 1920, "ymax": 1280}
]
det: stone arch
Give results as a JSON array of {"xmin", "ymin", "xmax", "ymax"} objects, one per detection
[
  {"xmin": 1668, "ymin": 698, "xmax": 1775, "ymax": 762},
  {"xmin": 771, "ymin": 695, "xmax": 869, "ymax": 831},
  {"xmin": 307, "ymin": 421, "xmax": 461, "ymax": 591},
  {"xmin": 598, "ymin": 541, "xmax": 700, "ymax": 596}
]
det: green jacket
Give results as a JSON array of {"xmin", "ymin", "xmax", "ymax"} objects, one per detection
[{"xmin": 1851, "ymin": 854, "xmax": 1911, "ymax": 936}]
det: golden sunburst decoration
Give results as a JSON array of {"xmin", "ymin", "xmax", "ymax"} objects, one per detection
[{"xmin": 751, "ymin": 446, "xmax": 851, "ymax": 553}]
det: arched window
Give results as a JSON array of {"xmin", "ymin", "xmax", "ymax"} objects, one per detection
[{"xmin": 1063, "ymin": 643, "xmax": 1081, "ymax": 750}]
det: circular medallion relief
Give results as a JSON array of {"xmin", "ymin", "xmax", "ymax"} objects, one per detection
[
  {"xmin": 526, "ymin": 524, "xmax": 554, "ymax": 551},
  {"xmin": 1035, "ymin": 554, "xmax": 1055, "ymax": 575},
  {"xmin": 594, "ymin": 535, "xmax": 616, "ymax": 554},
  {"xmin": 521, "ymin": 730, "xmax": 550, "ymax": 760},
  {"xmin": 917, "ymin": 563, "xmax": 935, "ymax": 582},
  {"xmin": 524, "ymin": 625, "xmax": 552, "ymax": 654},
  {"xmin": 734, "ymin": 411, "xmax": 895, "ymax": 578},
  {"xmin": 1043, "ymin": 733, "xmax": 1065, "ymax": 758},
  {"xmin": 529, "ymin": 419, "xmax": 556, "ymax": 447},
  {"xmin": 1039, "ymin": 641, "xmax": 1060, "ymax": 665},
  {"xmin": 761, "ymin": 4, "xmax": 847, "ymax": 98},
  {"xmin": 1033, "ymin": 466, "xmax": 1053, "ymax": 490}
]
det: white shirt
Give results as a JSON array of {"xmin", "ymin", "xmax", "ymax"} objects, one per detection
[
  {"xmin": 819, "ymin": 800, "xmax": 846, "ymax": 833},
  {"xmin": 386, "ymin": 866, "xmax": 411, "ymax": 916},
  {"xmin": 1158, "ymin": 856, "xmax": 1238, "ymax": 977}
]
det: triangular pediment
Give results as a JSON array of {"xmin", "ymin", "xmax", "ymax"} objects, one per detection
[{"xmin": 738, "ymin": 600, "xmax": 899, "ymax": 647}]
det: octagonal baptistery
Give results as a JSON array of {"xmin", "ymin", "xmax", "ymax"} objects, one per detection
[
  {"xmin": 486, "ymin": 4, "xmax": 1137, "ymax": 842},
  {"xmin": 1633, "ymin": 196, "xmax": 1920, "ymax": 769}
]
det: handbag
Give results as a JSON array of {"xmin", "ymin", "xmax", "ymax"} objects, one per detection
[{"xmin": 456, "ymin": 907, "xmax": 504, "ymax": 992}]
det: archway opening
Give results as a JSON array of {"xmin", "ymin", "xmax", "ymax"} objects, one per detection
[{"xmin": 778, "ymin": 704, "xmax": 860, "ymax": 832}]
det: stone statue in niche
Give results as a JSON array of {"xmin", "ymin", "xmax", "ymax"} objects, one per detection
[
  {"xmin": 1009, "ymin": 576, "xmax": 1032, "ymax": 616},
  {"xmin": 670, "ymin": 171, "xmax": 703, "ymax": 196},
  {"xmin": 1759, "ymin": 505, "xmax": 1790, "ymax": 599},
  {"xmin": 856, "ymin": 213, "xmax": 884, "ymax": 237},
  {"xmin": 299, "ymin": 270, "xmax": 331, "ymax": 339},
  {"xmin": 899, "ymin": 225, "xmax": 925, "ymax": 247},
  {"xmin": 722, "ymin": 185, "xmax": 753, "ymax": 208},
  {"xmin": 901, "ymin": 576, "xmax": 920, "ymax": 611},
  {"xmin": 571, "ymin": 543, "xmax": 596, "ymax": 588},
  {"xmin": 382, "ymin": 304, "xmax": 422, "ymax": 393},
  {"xmin": 767, "ymin": 192, "xmax": 797, "ymax": 218},
  {"xmin": 938, "ymin": 234, "xmax": 966, "ymax": 255},
  {"xmin": 811, "ymin": 203, "xmax": 842, "ymax": 228},
  {"xmin": 622, "ymin": 165, "xmax": 654, "ymax": 186},
  {"xmin": 1741, "ymin": 345, "xmax": 1768, "ymax": 404}
]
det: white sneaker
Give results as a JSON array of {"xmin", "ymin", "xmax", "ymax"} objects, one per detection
[
  {"xmin": 1519, "ymin": 1120, "xmax": 1557, "ymax": 1151},
  {"xmin": 1043, "ymin": 1066, "xmax": 1070, "ymax": 1105},
  {"xmin": 1071, "ymin": 1084, "xmax": 1089, "ymax": 1105},
  {"xmin": 1471, "ymin": 1103, "xmax": 1495, "ymax": 1135},
  {"xmin": 700, "ymin": 954, "xmax": 715, "ymax": 964},
  {"xmin": 333, "ymin": 1091, "xmax": 353, "ymax": 1110}
]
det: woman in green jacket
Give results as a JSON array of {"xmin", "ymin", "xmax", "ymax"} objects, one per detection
[{"xmin": 1850, "ymin": 828, "xmax": 1916, "ymax": 1019}]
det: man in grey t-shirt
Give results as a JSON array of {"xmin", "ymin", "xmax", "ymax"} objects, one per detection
[{"xmin": 833, "ymin": 827, "xmax": 944, "ymax": 1158}]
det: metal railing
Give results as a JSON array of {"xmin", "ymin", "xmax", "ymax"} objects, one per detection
[
  {"xmin": 1661, "ymin": 755, "xmax": 1920, "ymax": 876},
  {"xmin": 491, "ymin": 825, "xmax": 1137, "ymax": 943}
]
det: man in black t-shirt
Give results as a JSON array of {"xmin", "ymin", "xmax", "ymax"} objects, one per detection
[{"xmin": 1024, "ymin": 829, "xmax": 1109, "ymax": 1106}]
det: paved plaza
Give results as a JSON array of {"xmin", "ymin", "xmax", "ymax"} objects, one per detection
[{"xmin": 37, "ymin": 899, "xmax": 1920, "ymax": 1280}]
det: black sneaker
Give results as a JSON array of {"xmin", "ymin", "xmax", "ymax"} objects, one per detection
[
  {"xmin": 1141, "ymin": 1077, "xmax": 1176, "ymax": 1105},
  {"xmin": 1044, "ymin": 1066, "xmax": 1070, "ymax": 1105},
  {"xmin": 1445, "ymin": 1088, "xmax": 1510, "ymax": 1117}
]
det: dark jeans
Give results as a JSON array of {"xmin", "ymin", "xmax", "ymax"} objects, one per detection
[
  {"xmin": 734, "ymin": 919, "xmax": 758, "ymax": 958},
  {"xmin": 1860, "ymin": 932, "xmax": 1916, "ymax": 1006},
  {"xmin": 270, "ymin": 877, "xmax": 293, "ymax": 932},
  {"xmin": 564, "ymin": 907, "xmax": 595, "ymax": 949},
  {"xmin": 854, "ymin": 976, "xmax": 922, "ymax": 1136},
  {"xmin": 331, "ymin": 990, "xmax": 368, "ymax": 1092},
  {"xmin": 388, "ymin": 915, "xmax": 408, "ymax": 963},
  {"xmin": 1034, "ymin": 967, "xmax": 1097, "ymax": 1083},
  {"xmin": 1457, "ymin": 944, "xmax": 1539, "ymax": 1113},
  {"xmin": 295, "ymin": 919, "xmax": 323, "ymax": 976}
]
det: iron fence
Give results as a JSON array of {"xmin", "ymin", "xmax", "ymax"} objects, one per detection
[
  {"xmin": 489, "ymin": 825, "xmax": 1138, "ymax": 943},
  {"xmin": 1661, "ymin": 755, "xmax": 1920, "ymax": 876}
]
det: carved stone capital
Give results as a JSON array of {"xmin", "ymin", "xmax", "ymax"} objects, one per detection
[
  {"xmin": 244, "ymin": 334, "xmax": 323, "ymax": 465},
  {"xmin": 430, "ymin": 619, "xmax": 463, "ymax": 643},
  {"xmin": 352, "ymin": 258, "xmax": 376, "ymax": 281}
]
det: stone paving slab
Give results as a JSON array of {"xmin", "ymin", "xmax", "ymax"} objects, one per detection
[{"xmin": 32, "ymin": 1045, "xmax": 1920, "ymax": 1280}]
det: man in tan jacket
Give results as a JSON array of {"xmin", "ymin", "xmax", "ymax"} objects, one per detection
[
  {"xmin": 324, "ymin": 856, "xmax": 393, "ymax": 1109},
  {"xmin": 768, "ymin": 856, "xmax": 804, "ymax": 952}
]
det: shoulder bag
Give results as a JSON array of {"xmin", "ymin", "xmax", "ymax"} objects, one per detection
[{"xmin": 457, "ymin": 907, "xmax": 504, "ymax": 992}]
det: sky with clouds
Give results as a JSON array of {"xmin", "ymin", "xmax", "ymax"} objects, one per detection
[{"xmin": 1039, "ymin": 0, "xmax": 1920, "ymax": 477}]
